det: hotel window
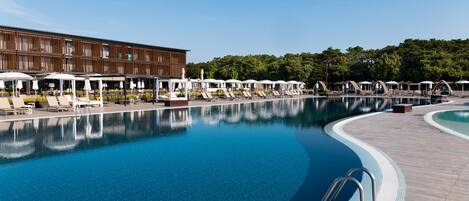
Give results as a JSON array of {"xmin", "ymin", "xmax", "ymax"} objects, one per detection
[
  {"xmin": 18, "ymin": 55, "xmax": 33, "ymax": 70},
  {"xmin": 145, "ymin": 67, "xmax": 150, "ymax": 75},
  {"xmin": 64, "ymin": 58, "xmax": 74, "ymax": 72},
  {"xmin": 133, "ymin": 67, "xmax": 138, "ymax": 74},
  {"xmin": 127, "ymin": 53, "xmax": 133, "ymax": 61},
  {"xmin": 40, "ymin": 39, "xmax": 52, "ymax": 53},
  {"xmin": 118, "ymin": 53, "xmax": 123, "ymax": 59},
  {"xmin": 65, "ymin": 40, "xmax": 73, "ymax": 56},
  {"xmin": 117, "ymin": 63, "xmax": 124, "ymax": 74},
  {"xmin": 0, "ymin": 35, "xmax": 5, "ymax": 49},
  {"xmin": 158, "ymin": 69, "xmax": 163, "ymax": 76},
  {"xmin": 17, "ymin": 37, "xmax": 31, "ymax": 51},
  {"xmin": 0, "ymin": 55, "xmax": 6, "ymax": 70},
  {"xmin": 41, "ymin": 57, "xmax": 51, "ymax": 71},
  {"xmin": 102, "ymin": 45, "xmax": 109, "ymax": 59},
  {"xmin": 103, "ymin": 62, "xmax": 110, "ymax": 72},
  {"xmin": 83, "ymin": 44, "xmax": 92, "ymax": 57},
  {"xmin": 84, "ymin": 60, "xmax": 93, "ymax": 72},
  {"xmin": 144, "ymin": 53, "xmax": 150, "ymax": 62},
  {"xmin": 157, "ymin": 56, "xmax": 163, "ymax": 63}
]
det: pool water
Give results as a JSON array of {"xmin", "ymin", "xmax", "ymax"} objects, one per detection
[
  {"xmin": 0, "ymin": 97, "xmax": 431, "ymax": 201},
  {"xmin": 433, "ymin": 110, "xmax": 469, "ymax": 136}
]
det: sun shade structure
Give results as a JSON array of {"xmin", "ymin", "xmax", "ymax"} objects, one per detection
[
  {"xmin": 156, "ymin": 79, "xmax": 189, "ymax": 101},
  {"xmin": 385, "ymin": 81, "xmax": 399, "ymax": 85},
  {"xmin": 0, "ymin": 72, "xmax": 33, "ymax": 80},
  {"xmin": 456, "ymin": 80, "xmax": 469, "ymax": 97}
]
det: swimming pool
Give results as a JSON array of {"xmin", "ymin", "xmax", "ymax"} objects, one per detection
[
  {"xmin": 432, "ymin": 110, "xmax": 469, "ymax": 136},
  {"xmin": 0, "ymin": 97, "xmax": 432, "ymax": 201}
]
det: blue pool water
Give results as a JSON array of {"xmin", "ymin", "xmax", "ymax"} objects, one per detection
[
  {"xmin": 433, "ymin": 110, "xmax": 469, "ymax": 136},
  {"xmin": 0, "ymin": 97, "xmax": 432, "ymax": 201}
]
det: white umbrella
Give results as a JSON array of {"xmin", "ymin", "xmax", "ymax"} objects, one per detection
[
  {"xmin": 0, "ymin": 80, "xmax": 5, "ymax": 89},
  {"xmin": 0, "ymin": 72, "xmax": 33, "ymax": 80},
  {"xmin": 141, "ymin": 81, "xmax": 145, "ymax": 89},
  {"xmin": 32, "ymin": 80, "xmax": 39, "ymax": 90},
  {"xmin": 83, "ymin": 79, "xmax": 91, "ymax": 91},
  {"xmin": 181, "ymin": 68, "xmax": 186, "ymax": 80},
  {"xmin": 119, "ymin": 81, "xmax": 124, "ymax": 89},
  {"xmin": 456, "ymin": 80, "xmax": 469, "ymax": 97},
  {"xmin": 129, "ymin": 80, "xmax": 135, "ymax": 90},
  {"xmin": 16, "ymin": 80, "xmax": 23, "ymax": 90},
  {"xmin": 200, "ymin": 69, "xmax": 204, "ymax": 80}
]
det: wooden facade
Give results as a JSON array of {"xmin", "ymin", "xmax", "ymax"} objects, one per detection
[{"xmin": 0, "ymin": 25, "xmax": 188, "ymax": 78}]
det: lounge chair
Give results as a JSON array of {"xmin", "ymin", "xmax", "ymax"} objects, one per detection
[
  {"xmin": 0, "ymin": 98, "xmax": 15, "ymax": 115},
  {"xmin": 257, "ymin": 91, "xmax": 266, "ymax": 98},
  {"xmin": 206, "ymin": 92, "xmax": 215, "ymax": 100},
  {"xmin": 46, "ymin": 96, "xmax": 67, "ymax": 112},
  {"xmin": 57, "ymin": 96, "xmax": 74, "ymax": 111},
  {"xmin": 229, "ymin": 91, "xmax": 239, "ymax": 100},
  {"xmin": 11, "ymin": 97, "xmax": 32, "ymax": 114},
  {"xmin": 201, "ymin": 92, "xmax": 213, "ymax": 102},
  {"xmin": 224, "ymin": 91, "xmax": 234, "ymax": 100},
  {"xmin": 242, "ymin": 91, "xmax": 251, "ymax": 99}
]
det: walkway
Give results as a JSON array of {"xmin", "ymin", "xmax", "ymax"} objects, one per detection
[{"xmin": 342, "ymin": 98, "xmax": 469, "ymax": 201}]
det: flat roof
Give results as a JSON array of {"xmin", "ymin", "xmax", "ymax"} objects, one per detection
[{"xmin": 0, "ymin": 25, "xmax": 189, "ymax": 53}]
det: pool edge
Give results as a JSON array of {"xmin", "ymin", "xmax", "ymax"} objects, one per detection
[
  {"xmin": 324, "ymin": 112, "xmax": 405, "ymax": 201},
  {"xmin": 424, "ymin": 109, "xmax": 469, "ymax": 140}
]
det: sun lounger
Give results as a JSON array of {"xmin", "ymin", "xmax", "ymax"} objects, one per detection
[
  {"xmin": 46, "ymin": 96, "xmax": 68, "ymax": 112},
  {"xmin": 229, "ymin": 91, "xmax": 238, "ymax": 99},
  {"xmin": 224, "ymin": 91, "xmax": 234, "ymax": 100},
  {"xmin": 57, "ymin": 96, "xmax": 74, "ymax": 111},
  {"xmin": 11, "ymin": 97, "xmax": 32, "ymax": 114},
  {"xmin": 0, "ymin": 98, "xmax": 15, "ymax": 115},
  {"xmin": 201, "ymin": 92, "xmax": 213, "ymax": 102}
]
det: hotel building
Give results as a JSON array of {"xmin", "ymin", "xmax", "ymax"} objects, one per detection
[{"xmin": 0, "ymin": 25, "xmax": 188, "ymax": 79}]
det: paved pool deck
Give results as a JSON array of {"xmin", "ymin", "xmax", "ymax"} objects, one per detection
[
  {"xmin": 0, "ymin": 95, "xmax": 316, "ymax": 121},
  {"xmin": 342, "ymin": 98, "xmax": 469, "ymax": 201}
]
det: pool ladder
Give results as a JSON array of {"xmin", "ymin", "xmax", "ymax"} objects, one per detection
[{"xmin": 321, "ymin": 168, "xmax": 376, "ymax": 201}]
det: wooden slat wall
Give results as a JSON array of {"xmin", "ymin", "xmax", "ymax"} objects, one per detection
[{"xmin": 0, "ymin": 27, "xmax": 186, "ymax": 76}]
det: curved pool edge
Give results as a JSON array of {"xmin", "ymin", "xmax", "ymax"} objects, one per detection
[
  {"xmin": 424, "ymin": 109, "xmax": 469, "ymax": 140},
  {"xmin": 324, "ymin": 112, "xmax": 405, "ymax": 201}
]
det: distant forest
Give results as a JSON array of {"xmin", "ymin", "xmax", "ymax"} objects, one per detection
[{"xmin": 187, "ymin": 39, "xmax": 469, "ymax": 87}]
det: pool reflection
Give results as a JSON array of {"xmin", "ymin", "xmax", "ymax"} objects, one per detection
[{"xmin": 0, "ymin": 97, "xmax": 431, "ymax": 163}]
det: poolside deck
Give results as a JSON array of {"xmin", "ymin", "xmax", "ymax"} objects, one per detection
[
  {"xmin": 0, "ymin": 95, "xmax": 317, "ymax": 121},
  {"xmin": 342, "ymin": 98, "xmax": 469, "ymax": 201}
]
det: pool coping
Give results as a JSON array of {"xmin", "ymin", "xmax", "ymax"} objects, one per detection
[
  {"xmin": 424, "ymin": 109, "xmax": 469, "ymax": 141},
  {"xmin": 324, "ymin": 112, "xmax": 404, "ymax": 201}
]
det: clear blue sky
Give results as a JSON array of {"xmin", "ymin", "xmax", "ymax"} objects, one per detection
[{"xmin": 1, "ymin": 0, "xmax": 468, "ymax": 62}]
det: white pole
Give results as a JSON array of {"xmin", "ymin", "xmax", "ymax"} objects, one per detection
[
  {"xmin": 99, "ymin": 79, "xmax": 103, "ymax": 107},
  {"xmin": 72, "ymin": 80, "xmax": 76, "ymax": 109},
  {"xmin": 59, "ymin": 79, "xmax": 63, "ymax": 96}
]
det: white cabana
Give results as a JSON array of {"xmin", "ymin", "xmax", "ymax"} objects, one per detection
[
  {"xmin": 419, "ymin": 81, "xmax": 434, "ymax": 90},
  {"xmin": 358, "ymin": 81, "xmax": 373, "ymax": 91},
  {"xmin": 274, "ymin": 80, "xmax": 287, "ymax": 92},
  {"xmin": 243, "ymin": 79, "xmax": 257, "ymax": 91},
  {"xmin": 287, "ymin": 80, "xmax": 301, "ymax": 90},
  {"xmin": 259, "ymin": 80, "xmax": 274, "ymax": 90},
  {"xmin": 202, "ymin": 78, "xmax": 225, "ymax": 92},
  {"xmin": 45, "ymin": 73, "xmax": 103, "ymax": 108},
  {"xmin": 0, "ymin": 72, "xmax": 33, "ymax": 97},
  {"xmin": 385, "ymin": 81, "xmax": 399, "ymax": 85},
  {"xmin": 225, "ymin": 79, "xmax": 242, "ymax": 90},
  {"xmin": 44, "ymin": 73, "xmax": 77, "ymax": 96},
  {"xmin": 456, "ymin": 80, "xmax": 469, "ymax": 97},
  {"xmin": 156, "ymin": 79, "xmax": 188, "ymax": 101}
]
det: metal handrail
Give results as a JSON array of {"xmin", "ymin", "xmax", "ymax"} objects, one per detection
[
  {"xmin": 331, "ymin": 168, "xmax": 376, "ymax": 201},
  {"xmin": 321, "ymin": 176, "xmax": 364, "ymax": 201}
]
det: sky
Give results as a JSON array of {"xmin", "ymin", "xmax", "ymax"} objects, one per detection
[{"xmin": 1, "ymin": 0, "xmax": 469, "ymax": 62}]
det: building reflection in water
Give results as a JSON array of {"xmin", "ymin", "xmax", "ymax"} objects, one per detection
[{"xmin": 0, "ymin": 97, "xmax": 431, "ymax": 162}]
